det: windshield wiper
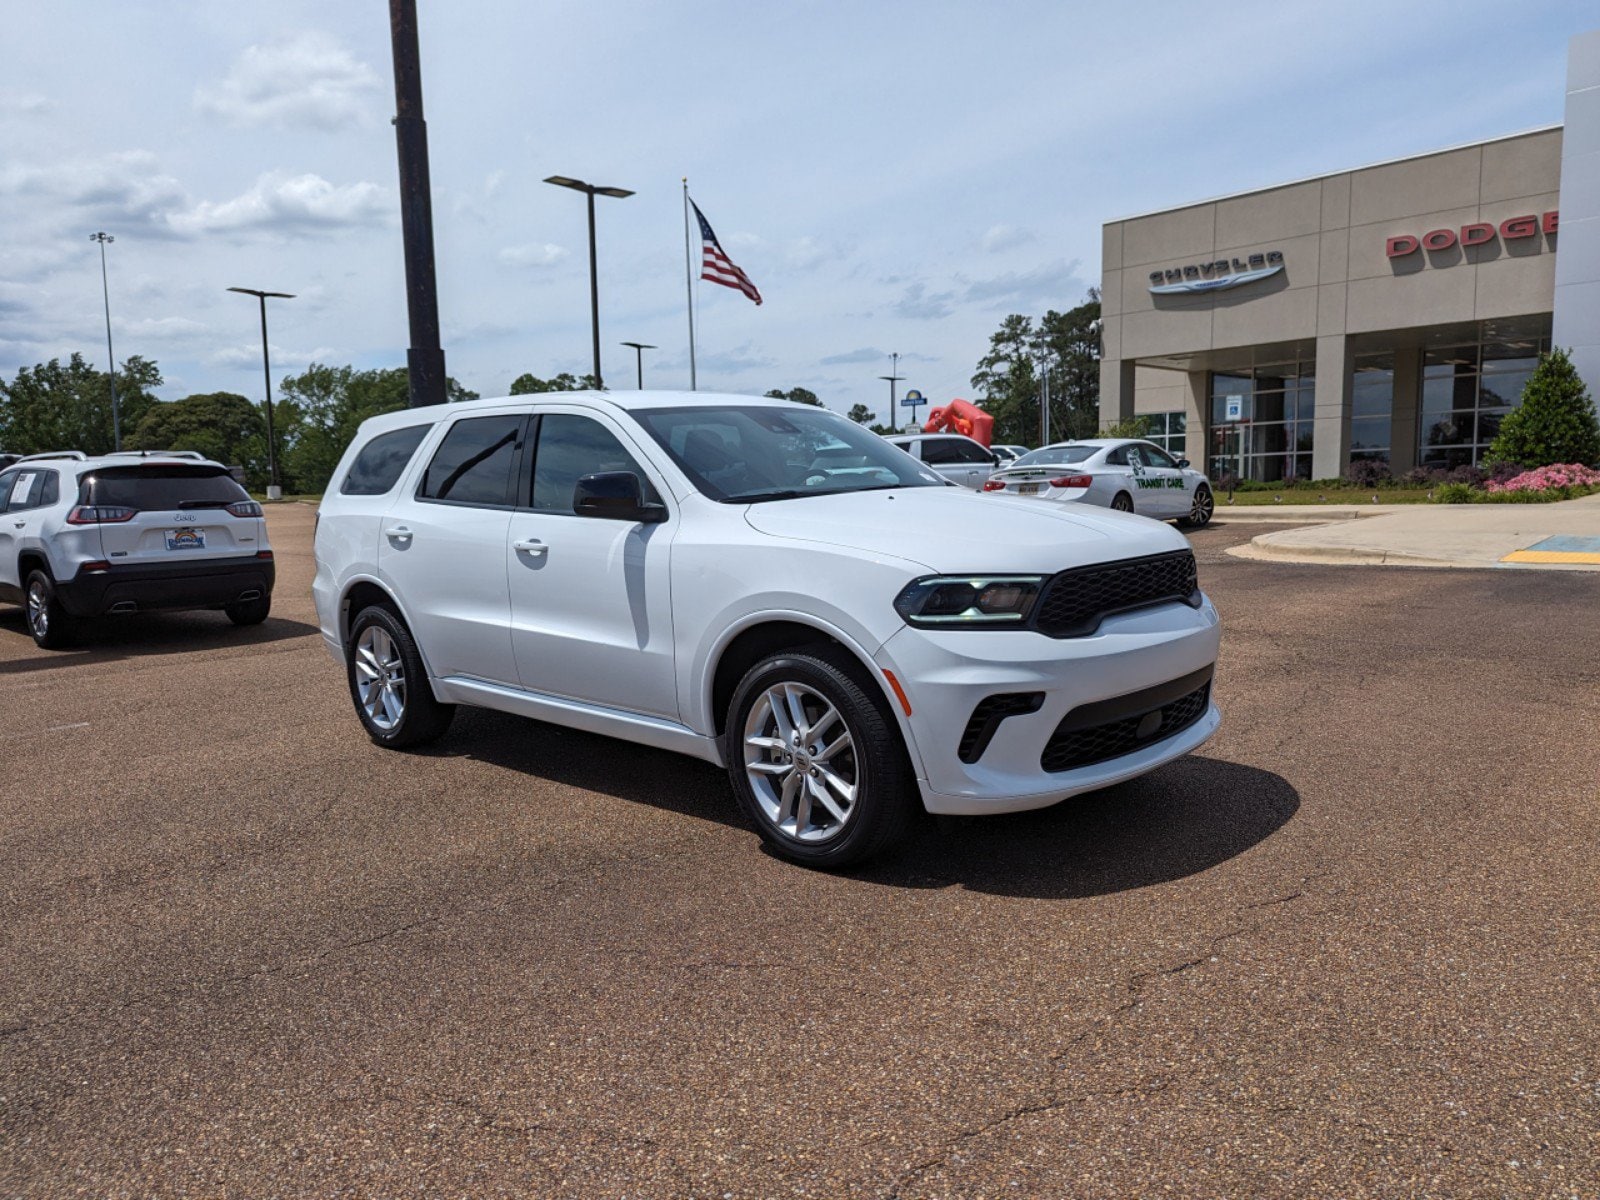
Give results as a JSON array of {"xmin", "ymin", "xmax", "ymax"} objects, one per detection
[{"xmin": 722, "ymin": 488, "xmax": 806, "ymax": 504}]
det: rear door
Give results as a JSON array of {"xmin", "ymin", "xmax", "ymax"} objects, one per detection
[{"xmin": 80, "ymin": 465, "xmax": 264, "ymax": 565}]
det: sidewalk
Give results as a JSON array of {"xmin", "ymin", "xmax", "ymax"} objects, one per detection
[{"xmin": 1222, "ymin": 492, "xmax": 1600, "ymax": 571}]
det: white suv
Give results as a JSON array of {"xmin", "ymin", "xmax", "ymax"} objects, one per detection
[
  {"xmin": 0, "ymin": 451, "xmax": 274, "ymax": 649},
  {"xmin": 313, "ymin": 393, "xmax": 1221, "ymax": 868}
]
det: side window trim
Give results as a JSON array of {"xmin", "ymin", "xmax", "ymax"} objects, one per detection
[{"xmin": 413, "ymin": 413, "xmax": 530, "ymax": 510}]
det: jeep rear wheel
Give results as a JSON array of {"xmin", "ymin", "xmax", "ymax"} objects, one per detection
[{"xmin": 25, "ymin": 569, "xmax": 77, "ymax": 650}]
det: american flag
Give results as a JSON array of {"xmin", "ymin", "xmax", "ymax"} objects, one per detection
[{"xmin": 692, "ymin": 200, "xmax": 762, "ymax": 306}]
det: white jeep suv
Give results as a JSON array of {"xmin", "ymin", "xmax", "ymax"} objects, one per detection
[
  {"xmin": 313, "ymin": 393, "xmax": 1221, "ymax": 868},
  {"xmin": 0, "ymin": 451, "xmax": 274, "ymax": 648}
]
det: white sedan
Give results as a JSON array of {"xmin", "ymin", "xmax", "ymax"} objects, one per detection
[{"xmin": 982, "ymin": 438, "xmax": 1215, "ymax": 527}]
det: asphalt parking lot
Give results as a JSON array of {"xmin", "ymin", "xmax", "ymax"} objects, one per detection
[{"xmin": 2, "ymin": 505, "xmax": 1597, "ymax": 1198}]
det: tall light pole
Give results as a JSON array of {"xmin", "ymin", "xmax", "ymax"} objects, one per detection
[
  {"xmin": 227, "ymin": 287, "xmax": 294, "ymax": 500},
  {"xmin": 619, "ymin": 341, "xmax": 655, "ymax": 389},
  {"xmin": 90, "ymin": 232, "xmax": 121, "ymax": 450},
  {"xmin": 544, "ymin": 175, "xmax": 633, "ymax": 389},
  {"xmin": 878, "ymin": 351, "xmax": 903, "ymax": 432}
]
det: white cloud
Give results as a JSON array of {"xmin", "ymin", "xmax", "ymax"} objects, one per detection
[
  {"xmin": 499, "ymin": 243, "xmax": 570, "ymax": 268},
  {"xmin": 0, "ymin": 151, "xmax": 187, "ymax": 236},
  {"xmin": 980, "ymin": 224, "xmax": 1034, "ymax": 253},
  {"xmin": 194, "ymin": 32, "xmax": 379, "ymax": 130},
  {"xmin": 168, "ymin": 172, "xmax": 391, "ymax": 236},
  {"xmin": 209, "ymin": 342, "xmax": 338, "ymax": 369},
  {"xmin": 0, "ymin": 91, "xmax": 52, "ymax": 117},
  {"xmin": 123, "ymin": 316, "xmax": 211, "ymax": 341}
]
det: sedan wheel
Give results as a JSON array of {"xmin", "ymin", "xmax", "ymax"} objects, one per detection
[
  {"xmin": 1182, "ymin": 485, "xmax": 1215, "ymax": 529},
  {"xmin": 1111, "ymin": 492, "xmax": 1134, "ymax": 513}
]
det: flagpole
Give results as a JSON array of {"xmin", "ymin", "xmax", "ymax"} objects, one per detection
[{"xmin": 682, "ymin": 178, "xmax": 697, "ymax": 391}]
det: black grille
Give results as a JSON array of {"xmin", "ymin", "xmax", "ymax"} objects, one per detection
[
  {"xmin": 1040, "ymin": 667, "xmax": 1213, "ymax": 773},
  {"xmin": 1032, "ymin": 550, "xmax": 1200, "ymax": 638},
  {"xmin": 957, "ymin": 692, "xmax": 1044, "ymax": 763}
]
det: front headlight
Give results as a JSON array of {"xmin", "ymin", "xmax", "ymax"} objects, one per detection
[{"xmin": 893, "ymin": 575, "xmax": 1045, "ymax": 627}]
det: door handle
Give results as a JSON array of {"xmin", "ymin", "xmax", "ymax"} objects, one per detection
[
  {"xmin": 386, "ymin": 526, "xmax": 413, "ymax": 543},
  {"xmin": 512, "ymin": 538, "xmax": 547, "ymax": 555}
]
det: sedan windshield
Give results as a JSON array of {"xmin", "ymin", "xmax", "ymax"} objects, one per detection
[
  {"xmin": 1011, "ymin": 444, "xmax": 1098, "ymax": 468},
  {"xmin": 632, "ymin": 404, "xmax": 946, "ymax": 502}
]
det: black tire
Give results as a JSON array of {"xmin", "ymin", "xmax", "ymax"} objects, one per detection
[
  {"xmin": 24, "ymin": 569, "xmax": 78, "ymax": 650},
  {"xmin": 724, "ymin": 647, "xmax": 916, "ymax": 869},
  {"xmin": 1111, "ymin": 491, "xmax": 1135, "ymax": 513},
  {"xmin": 346, "ymin": 603, "xmax": 455, "ymax": 749},
  {"xmin": 225, "ymin": 594, "xmax": 272, "ymax": 626},
  {"xmin": 1179, "ymin": 484, "xmax": 1214, "ymax": 529}
]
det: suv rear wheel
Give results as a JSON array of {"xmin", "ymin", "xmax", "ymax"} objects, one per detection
[
  {"xmin": 725, "ymin": 648, "xmax": 915, "ymax": 868},
  {"xmin": 25, "ymin": 569, "xmax": 77, "ymax": 650},
  {"xmin": 346, "ymin": 604, "xmax": 455, "ymax": 748}
]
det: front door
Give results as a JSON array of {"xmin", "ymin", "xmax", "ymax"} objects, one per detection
[
  {"xmin": 507, "ymin": 410, "xmax": 678, "ymax": 719},
  {"xmin": 379, "ymin": 412, "xmax": 525, "ymax": 686}
]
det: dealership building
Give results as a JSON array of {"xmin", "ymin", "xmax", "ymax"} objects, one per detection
[{"xmin": 1099, "ymin": 29, "xmax": 1600, "ymax": 482}]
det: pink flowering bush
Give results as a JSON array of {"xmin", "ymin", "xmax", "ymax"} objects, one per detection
[{"xmin": 1486, "ymin": 463, "xmax": 1600, "ymax": 493}]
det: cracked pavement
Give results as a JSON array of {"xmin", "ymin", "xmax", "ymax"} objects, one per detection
[{"xmin": 2, "ymin": 508, "xmax": 1597, "ymax": 1197}]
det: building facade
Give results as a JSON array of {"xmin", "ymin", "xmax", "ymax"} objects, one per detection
[{"xmin": 1098, "ymin": 31, "xmax": 1598, "ymax": 482}]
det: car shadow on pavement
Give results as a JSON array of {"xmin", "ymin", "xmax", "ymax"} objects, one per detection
[
  {"xmin": 434, "ymin": 709, "xmax": 1297, "ymax": 901},
  {"xmin": 0, "ymin": 610, "xmax": 320, "ymax": 674}
]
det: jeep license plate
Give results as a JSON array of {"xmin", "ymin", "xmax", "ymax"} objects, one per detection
[{"xmin": 166, "ymin": 529, "xmax": 207, "ymax": 551}]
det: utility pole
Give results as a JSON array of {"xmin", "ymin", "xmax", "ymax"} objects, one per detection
[
  {"xmin": 878, "ymin": 351, "xmax": 903, "ymax": 432},
  {"xmin": 388, "ymin": 0, "xmax": 447, "ymax": 406},
  {"xmin": 90, "ymin": 232, "xmax": 121, "ymax": 450}
]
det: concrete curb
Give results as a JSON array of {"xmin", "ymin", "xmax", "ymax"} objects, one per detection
[{"xmin": 1226, "ymin": 538, "xmax": 1474, "ymax": 569}]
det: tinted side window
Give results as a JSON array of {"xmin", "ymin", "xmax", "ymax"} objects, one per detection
[
  {"xmin": 0, "ymin": 471, "xmax": 17, "ymax": 512},
  {"xmin": 418, "ymin": 416, "xmax": 523, "ymax": 507},
  {"xmin": 946, "ymin": 439, "xmax": 993, "ymax": 465},
  {"xmin": 919, "ymin": 439, "xmax": 958, "ymax": 465},
  {"xmin": 1104, "ymin": 447, "xmax": 1128, "ymax": 466},
  {"xmin": 1140, "ymin": 444, "xmax": 1177, "ymax": 469},
  {"xmin": 531, "ymin": 414, "xmax": 659, "ymax": 514},
  {"xmin": 342, "ymin": 424, "xmax": 431, "ymax": 496},
  {"xmin": 83, "ymin": 468, "xmax": 247, "ymax": 508}
]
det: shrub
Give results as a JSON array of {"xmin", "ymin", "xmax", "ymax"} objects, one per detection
[
  {"xmin": 1432, "ymin": 483, "xmax": 1479, "ymax": 504},
  {"xmin": 1344, "ymin": 458, "xmax": 1390, "ymax": 487},
  {"xmin": 1446, "ymin": 464, "xmax": 1486, "ymax": 487},
  {"xmin": 1486, "ymin": 462, "xmax": 1600, "ymax": 493},
  {"xmin": 1216, "ymin": 471, "xmax": 1239, "ymax": 492},
  {"xmin": 1486, "ymin": 348, "xmax": 1600, "ymax": 468},
  {"xmin": 1404, "ymin": 466, "xmax": 1448, "ymax": 486},
  {"xmin": 1481, "ymin": 459, "xmax": 1525, "ymax": 486}
]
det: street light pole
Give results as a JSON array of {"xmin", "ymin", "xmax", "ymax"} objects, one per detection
[
  {"xmin": 90, "ymin": 232, "xmax": 121, "ymax": 451},
  {"xmin": 227, "ymin": 287, "xmax": 294, "ymax": 500},
  {"xmin": 620, "ymin": 342, "xmax": 655, "ymax": 389},
  {"xmin": 544, "ymin": 176, "xmax": 634, "ymax": 390},
  {"xmin": 878, "ymin": 351, "xmax": 903, "ymax": 432}
]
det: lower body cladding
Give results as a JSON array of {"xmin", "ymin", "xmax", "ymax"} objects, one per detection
[
  {"xmin": 877, "ymin": 595, "xmax": 1222, "ymax": 815},
  {"xmin": 54, "ymin": 556, "xmax": 275, "ymax": 617}
]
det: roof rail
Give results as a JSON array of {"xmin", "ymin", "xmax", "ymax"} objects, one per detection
[
  {"xmin": 103, "ymin": 449, "xmax": 210, "ymax": 461},
  {"xmin": 17, "ymin": 451, "xmax": 88, "ymax": 462}
]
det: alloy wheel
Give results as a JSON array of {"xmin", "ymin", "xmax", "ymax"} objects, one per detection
[
  {"xmin": 742, "ymin": 682, "xmax": 858, "ymax": 843},
  {"xmin": 354, "ymin": 624, "xmax": 407, "ymax": 731},
  {"xmin": 1191, "ymin": 487, "xmax": 1214, "ymax": 523},
  {"xmin": 26, "ymin": 580, "xmax": 48, "ymax": 640}
]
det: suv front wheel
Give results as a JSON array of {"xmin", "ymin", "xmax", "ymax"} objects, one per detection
[
  {"xmin": 346, "ymin": 604, "xmax": 455, "ymax": 749},
  {"xmin": 725, "ymin": 648, "xmax": 915, "ymax": 868}
]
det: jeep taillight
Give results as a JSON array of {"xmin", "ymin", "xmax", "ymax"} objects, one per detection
[
  {"xmin": 66, "ymin": 505, "xmax": 137, "ymax": 524},
  {"xmin": 226, "ymin": 500, "xmax": 264, "ymax": 517}
]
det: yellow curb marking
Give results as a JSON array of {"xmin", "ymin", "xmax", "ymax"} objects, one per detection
[{"xmin": 1500, "ymin": 550, "xmax": 1600, "ymax": 564}]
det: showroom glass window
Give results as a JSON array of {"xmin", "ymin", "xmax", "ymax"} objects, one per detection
[
  {"xmin": 1420, "ymin": 332, "xmax": 1548, "ymax": 469},
  {"xmin": 1208, "ymin": 361, "xmax": 1314, "ymax": 482},
  {"xmin": 1351, "ymin": 353, "xmax": 1394, "ymax": 465}
]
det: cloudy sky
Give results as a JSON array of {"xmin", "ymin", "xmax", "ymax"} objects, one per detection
[{"xmin": 1, "ymin": 1, "xmax": 1594, "ymax": 421}]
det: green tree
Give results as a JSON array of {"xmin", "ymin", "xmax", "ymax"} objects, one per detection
[
  {"xmin": 1487, "ymin": 348, "xmax": 1600, "ymax": 468},
  {"xmin": 764, "ymin": 387, "xmax": 822, "ymax": 407},
  {"xmin": 127, "ymin": 392, "xmax": 265, "ymax": 478},
  {"xmin": 0, "ymin": 353, "xmax": 162, "ymax": 455},
  {"xmin": 510, "ymin": 372, "xmax": 599, "ymax": 394},
  {"xmin": 846, "ymin": 402, "xmax": 876, "ymax": 425},
  {"xmin": 970, "ymin": 290, "xmax": 1102, "ymax": 447}
]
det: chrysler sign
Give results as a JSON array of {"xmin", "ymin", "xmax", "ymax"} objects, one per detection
[
  {"xmin": 1149, "ymin": 250, "xmax": 1284, "ymax": 294},
  {"xmin": 1386, "ymin": 211, "xmax": 1558, "ymax": 258}
]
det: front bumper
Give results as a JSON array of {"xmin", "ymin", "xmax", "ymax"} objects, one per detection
[
  {"xmin": 56, "ymin": 555, "xmax": 276, "ymax": 617},
  {"xmin": 877, "ymin": 594, "xmax": 1222, "ymax": 815}
]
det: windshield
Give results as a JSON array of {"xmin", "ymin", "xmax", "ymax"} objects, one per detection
[
  {"xmin": 1011, "ymin": 444, "xmax": 1098, "ymax": 468},
  {"xmin": 632, "ymin": 404, "xmax": 945, "ymax": 502}
]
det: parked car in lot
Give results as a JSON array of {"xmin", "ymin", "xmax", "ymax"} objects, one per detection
[
  {"xmin": 982, "ymin": 438, "xmax": 1215, "ymax": 528},
  {"xmin": 314, "ymin": 393, "xmax": 1221, "ymax": 868},
  {"xmin": 991, "ymin": 443, "xmax": 1030, "ymax": 465},
  {"xmin": 882, "ymin": 432, "xmax": 1001, "ymax": 489},
  {"xmin": 0, "ymin": 450, "xmax": 274, "ymax": 648}
]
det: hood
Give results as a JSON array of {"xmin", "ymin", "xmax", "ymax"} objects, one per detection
[{"xmin": 742, "ymin": 487, "xmax": 1189, "ymax": 573}]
